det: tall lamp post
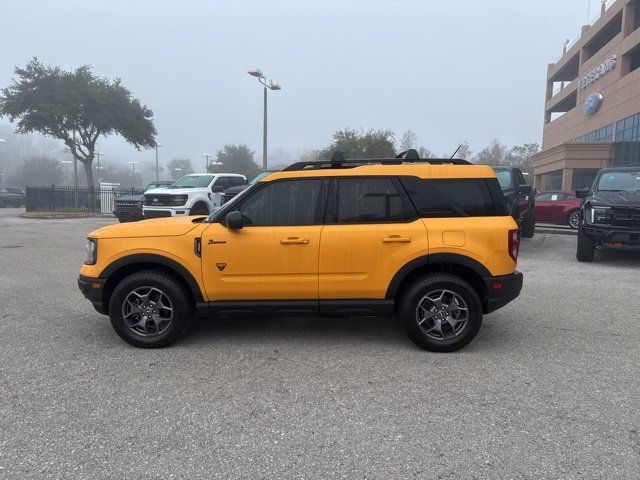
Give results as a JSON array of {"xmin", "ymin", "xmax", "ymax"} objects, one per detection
[
  {"xmin": 202, "ymin": 153, "xmax": 213, "ymax": 172},
  {"xmin": 247, "ymin": 68, "xmax": 282, "ymax": 171},
  {"xmin": 155, "ymin": 143, "xmax": 162, "ymax": 181},
  {"xmin": 128, "ymin": 161, "xmax": 139, "ymax": 187},
  {"xmin": 0, "ymin": 139, "xmax": 6, "ymax": 187},
  {"xmin": 95, "ymin": 151, "xmax": 104, "ymax": 184}
]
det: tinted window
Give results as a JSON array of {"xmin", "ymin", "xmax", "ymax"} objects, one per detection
[
  {"xmin": 401, "ymin": 177, "xmax": 500, "ymax": 217},
  {"xmin": 495, "ymin": 170, "xmax": 512, "ymax": 188},
  {"xmin": 332, "ymin": 178, "xmax": 414, "ymax": 223},
  {"xmin": 239, "ymin": 179, "xmax": 323, "ymax": 226},
  {"xmin": 536, "ymin": 193, "xmax": 554, "ymax": 201}
]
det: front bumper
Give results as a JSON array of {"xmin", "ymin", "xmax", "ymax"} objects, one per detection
[
  {"xmin": 113, "ymin": 206, "xmax": 144, "ymax": 221},
  {"xmin": 482, "ymin": 271, "xmax": 523, "ymax": 314},
  {"xmin": 78, "ymin": 275, "xmax": 107, "ymax": 314},
  {"xmin": 582, "ymin": 224, "xmax": 640, "ymax": 249}
]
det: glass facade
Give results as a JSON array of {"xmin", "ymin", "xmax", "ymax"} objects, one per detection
[
  {"xmin": 575, "ymin": 124, "xmax": 613, "ymax": 143},
  {"xmin": 572, "ymin": 170, "xmax": 599, "ymax": 190},
  {"xmin": 613, "ymin": 113, "xmax": 640, "ymax": 166}
]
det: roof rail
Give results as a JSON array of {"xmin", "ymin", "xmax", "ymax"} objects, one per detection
[{"xmin": 282, "ymin": 150, "xmax": 472, "ymax": 171}]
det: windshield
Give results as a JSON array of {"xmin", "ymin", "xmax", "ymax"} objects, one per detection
[
  {"xmin": 170, "ymin": 175, "xmax": 214, "ymax": 188},
  {"xmin": 145, "ymin": 182, "xmax": 172, "ymax": 191},
  {"xmin": 495, "ymin": 170, "xmax": 512, "ymax": 188},
  {"xmin": 597, "ymin": 171, "xmax": 640, "ymax": 191}
]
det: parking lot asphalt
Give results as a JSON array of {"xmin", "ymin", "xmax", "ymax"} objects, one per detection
[{"xmin": 1, "ymin": 207, "xmax": 639, "ymax": 479}]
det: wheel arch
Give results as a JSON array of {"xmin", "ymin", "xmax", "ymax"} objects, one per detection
[
  {"xmin": 99, "ymin": 254, "xmax": 204, "ymax": 315},
  {"xmin": 190, "ymin": 199, "xmax": 210, "ymax": 214},
  {"xmin": 386, "ymin": 254, "xmax": 490, "ymax": 313}
]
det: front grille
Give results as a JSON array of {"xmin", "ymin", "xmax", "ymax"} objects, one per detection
[
  {"xmin": 115, "ymin": 201, "xmax": 142, "ymax": 208},
  {"xmin": 143, "ymin": 210, "xmax": 172, "ymax": 218},
  {"xmin": 609, "ymin": 207, "xmax": 640, "ymax": 228},
  {"xmin": 144, "ymin": 194, "xmax": 174, "ymax": 206}
]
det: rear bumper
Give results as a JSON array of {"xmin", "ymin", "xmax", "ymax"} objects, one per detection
[
  {"xmin": 78, "ymin": 275, "xmax": 107, "ymax": 315},
  {"xmin": 482, "ymin": 271, "xmax": 523, "ymax": 314}
]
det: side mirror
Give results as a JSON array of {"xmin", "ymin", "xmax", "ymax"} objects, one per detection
[
  {"xmin": 225, "ymin": 210, "xmax": 244, "ymax": 229},
  {"xmin": 575, "ymin": 188, "xmax": 590, "ymax": 198},
  {"xmin": 518, "ymin": 184, "xmax": 533, "ymax": 195},
  {"xmin": 212, "ymin": 185, "xmax": 225, "ymax": 193}
]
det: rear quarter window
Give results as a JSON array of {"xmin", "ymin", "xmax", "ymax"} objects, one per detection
[{"xmin": 400, "ymin": 177, "xmax": 505, "ymax": 217}]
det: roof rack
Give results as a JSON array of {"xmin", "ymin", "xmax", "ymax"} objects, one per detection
[{"xmin": 282, "ymin": 149, "xmax": 472, "ymax": 171}]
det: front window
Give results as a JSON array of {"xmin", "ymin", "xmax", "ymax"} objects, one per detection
[
  {"xmin": 597, "ymin": 170, "xmax": 640, "ymax": 192},
  {"xmin": 171, "ymin": 175, "xmax": 214, "ymax": 188},
  {"xmin": 495, "ymin": 170, "xmax": 512, "ymax": 189},
  {"xmin": 238, "ymin": 179, "xmax": 323, "ymax": 226}
]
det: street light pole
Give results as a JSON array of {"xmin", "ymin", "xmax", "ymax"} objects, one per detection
[
  {"xmin": 248, "ymin": 69, "xmax": 282, "ymax": 171},
  {"xmin": 128, "ymin": 161, "xmax": 139, "ymax": 187},
  {"xmin": 95, "ymin": 151, "xmax": 104, "ymax": 184},
  {"xmin": 202, "ymin": 153, "xmax": 213, "ymax": 171},
  {"xmin": 155, "ymin": 143, "xmax": 162, "ymax": 181}
]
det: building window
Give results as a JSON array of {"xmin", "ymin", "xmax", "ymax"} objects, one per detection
[
  {"xmin": 541, "ymin": 171, "xmax": 563, "ymax": 191},
  {"xmin": 572, "ymin": 170, "xmax": 599, "ymax": 190},
  {"xmin": 575, "ymin": 124, "xmax": 613, "ymax": 143}
]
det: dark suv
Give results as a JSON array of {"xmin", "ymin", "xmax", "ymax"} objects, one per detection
[
  {"xmin": 576, "ymin": 167, "xmax": 640, "ymax": 262},
  {"xmin": 113, "ymin": 181, "xmax": 174, "ymax": 222},
  {"xmin": 491, "ymin": 167, "xmax": 535, "ymax": 238}
]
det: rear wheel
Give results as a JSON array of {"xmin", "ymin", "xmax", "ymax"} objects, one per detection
[
  {"xmin": 576, "ymin": 227, "xmax": 595, "ymax": 262},
  {"xmin": 567, "ymin": 210, "xmax": 580, "ymax": 229},
  {"xmin": 399, "ymin": 273, "xmax": 483, "ymax": 352},
  {"xmin": 108, "ymin": 270, "xmax": 193, "ymax": 348},
  {"xmin": 521, "ymin": 210, "xmax": 535, "ymax": 238}
]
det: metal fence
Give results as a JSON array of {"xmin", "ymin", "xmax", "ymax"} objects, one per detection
[{"xmin": 25, "ymin": 185, "xmax": 142, "ymax": 214}]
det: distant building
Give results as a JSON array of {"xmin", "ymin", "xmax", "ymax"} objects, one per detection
[{"xmin": 533, "ymin": 0, "xmax": 640, "ymax": 191}]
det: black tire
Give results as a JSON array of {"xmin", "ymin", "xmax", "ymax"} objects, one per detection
[
  {"xmin": 108, "ymin": 270, "xmax": 193, "ymax": 348},
  {"xmin": 567, "ymin": 209, "xmax": 580, "ymax": 230},
  {"xmin": 576, "ymin": 227, "xmax": 595, "ymax": 262},
  {"xmin": 399, "ymin": 273, "xmax": 483, "ymax": 352},
  {"xmin": 521, "ymin": 210, "xmax": 535, "ymax": 238},
  {"xmin": 189, "ymin": 203, "xmax": 209, "ymax": 216}
]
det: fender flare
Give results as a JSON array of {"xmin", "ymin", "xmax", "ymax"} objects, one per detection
[
  {"xmin": 385, "ymin": 253, "xmax": 491, "ymax": 299},
  {"xmin": 99, "ymin": 253, "xmax": 204, "ymax": 302}
]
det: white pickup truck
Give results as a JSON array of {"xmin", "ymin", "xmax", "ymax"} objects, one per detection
[{"xmin": 143, "ymin": 173, "xmax": 246, "ymax": 218}]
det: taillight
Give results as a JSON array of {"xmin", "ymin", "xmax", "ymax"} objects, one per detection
[{"xmin": 508, "ymin": 229, "xmax": 520, "ymax": 262}]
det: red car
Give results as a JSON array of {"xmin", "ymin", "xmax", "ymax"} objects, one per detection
[{"xmin": 534, "ymin": 190, "xmax": 582, "ymax": 229}]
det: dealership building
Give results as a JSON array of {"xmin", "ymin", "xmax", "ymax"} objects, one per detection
[{"xmin": 533, "ymin": 0, "xmax": 640, "ymax": 191}]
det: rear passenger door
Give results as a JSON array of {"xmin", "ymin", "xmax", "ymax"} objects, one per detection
[{"xmin": 318, "ymin": 177, "xmax": 428, "ymax": 303}]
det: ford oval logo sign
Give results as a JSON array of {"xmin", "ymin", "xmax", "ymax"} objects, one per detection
[{"xmin": 584, "ymin": 92, "xmax": 603, "ymax": 115}]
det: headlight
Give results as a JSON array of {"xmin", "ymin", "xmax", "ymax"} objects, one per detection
[
  {"xmin": 172, "ymin": 195, "xmax": 188, "ymax": 206},
  {"xmin": 84, "ymin": 238, "xmax": 97, "ymax": 265},
  {"xmin": 587, "ymin": 206, "xmax": 610, "ymax": 224}
]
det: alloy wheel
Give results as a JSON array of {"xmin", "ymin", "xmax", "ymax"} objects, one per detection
[
  {"xmin": 122, "ymin": 286, "xmax": 174, "ymax": 337},
  {"xmin": 415, "ymin": 289, "xmax": 469, "ymax": 340},
  {"xmin": 568, "ymin": 211, "xmax": 580, "ymax": 229}
]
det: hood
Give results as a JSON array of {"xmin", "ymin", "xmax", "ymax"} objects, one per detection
[
  {"xmin": 89, "ymin": 216, "xmax": 203, "ymax": 239},
  {"xmin": 145, "ymin": 187, "xmax": 198, "ymax": 196},
  {"xmin": 115, "ymin": 194, "xmax": 144, "ymax": 202},
  {"xmin": 223, "ymin": 185, "xmax": 249, "ymax": 195},
  {"xmin": 591, "ymin": 190, "xmax": 640, "ymax": 207}
]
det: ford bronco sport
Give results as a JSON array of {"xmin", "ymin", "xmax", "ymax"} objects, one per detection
[{"xmin": 78, "ymin": 150, "xmax": 523, "ymax": 352}]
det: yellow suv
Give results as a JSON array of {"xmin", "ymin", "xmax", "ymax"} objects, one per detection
[{"xmin": 78, "ymin": 150, "xmax": 523, "ymax": 352}]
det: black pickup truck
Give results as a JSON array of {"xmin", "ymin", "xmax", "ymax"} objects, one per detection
[
  {"xmin": 113, "ymin": 181, "xmax": 174, "ymax": 222},
  {"xmin": 491, "ymin": 166, "xmax": 536, "ymax": 238},
  {"xmin": 576, "ymin": 166, "xmax": 640, "ymax": 262},
  {"xmin": 0, "ymin": 187, "xmax": 25, "ymax": 207}
]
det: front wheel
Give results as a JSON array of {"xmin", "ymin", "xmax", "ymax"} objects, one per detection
[
  {"xmin": 108, "ymin": 270, "xmax": 193, "ymax": 348},
  {"xmin": 576, "ymin": 227, "xmax": 595, "ymax": 262},
  {"xmin": 399, "ymin": 273, "xmax": 483, "ymax": 352}
]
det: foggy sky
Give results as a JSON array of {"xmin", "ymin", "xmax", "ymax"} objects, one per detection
[{"xmin": 1, "ymin": 0, "xmax": 596, "ymax": 168}]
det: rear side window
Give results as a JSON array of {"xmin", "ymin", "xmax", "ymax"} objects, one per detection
[
  {"xmin": 330, "ymin": 178, "xmax": 415, "ymax": 224},
  {"xmin": 400, "ymin": 177, "xmax": 503, "ymax": 217}
]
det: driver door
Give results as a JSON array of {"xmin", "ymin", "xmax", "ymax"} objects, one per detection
[{"xmin": 201, "ymin": 178, "xmax": 325, "ymax": 302}]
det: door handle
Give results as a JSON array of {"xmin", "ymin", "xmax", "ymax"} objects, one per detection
[
  {"xmin": 280, "ymin": 237, "xmax": 309, "ymax": 245},
  {"xmin": 382, "ymin": 235, "xmax": 411, "ymax": 243}
]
